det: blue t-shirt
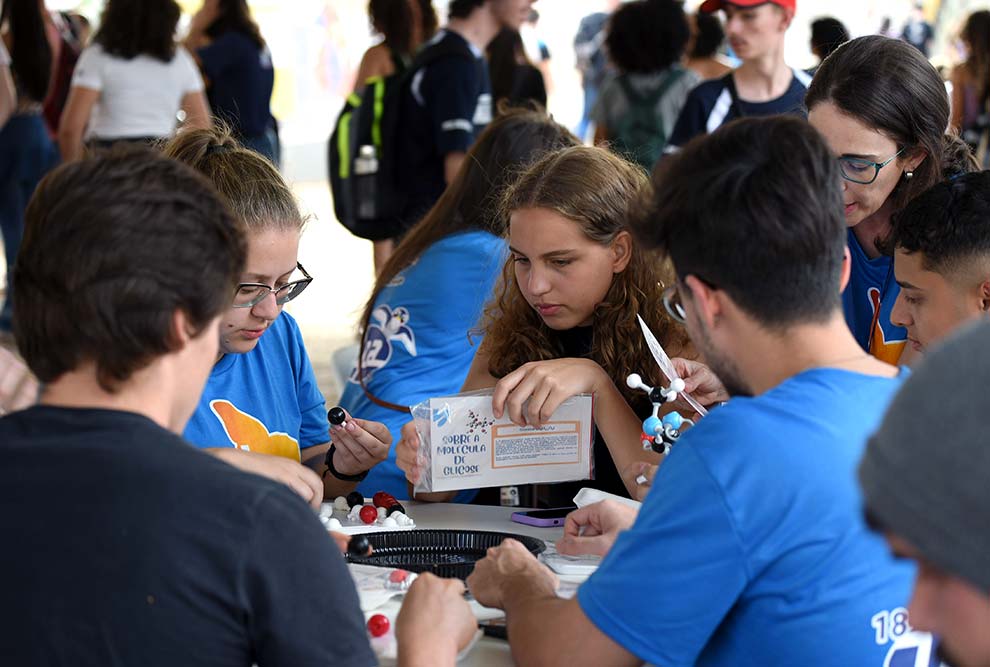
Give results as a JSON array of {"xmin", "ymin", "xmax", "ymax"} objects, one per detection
[
  {"xmin": 197, "ymin": 31, "xmax": 274, "ymax": 138},
  {"xmin": 843, "ymin": 228, "xmax": 907, "ymax": 364},
  {"xmin": 396, "ymin": 30, "xmax": 492, "ymax": 230},
  {"xmin": 667, "ymin": 69, "xmax": 811, "ymax": 151},
  {"xmin": 578, "ymin": 368, "xmax": 922, "ymax": 667},
  {"xmin": 184, "ymin": 312, "xmax": 327, "ymax": 461},
  {"xmin": 340, "ymin": 230, "xmax": 506, "ymax": 500}
]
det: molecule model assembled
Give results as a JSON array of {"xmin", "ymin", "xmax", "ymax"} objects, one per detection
[{"xmin": 625, "ymin": 373, "xmax": 693, "ymax": 456}]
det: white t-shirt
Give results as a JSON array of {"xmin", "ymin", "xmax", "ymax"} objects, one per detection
[{"xmin": 71, "ymin": 43, "xmax": 205, "ymax": 140}]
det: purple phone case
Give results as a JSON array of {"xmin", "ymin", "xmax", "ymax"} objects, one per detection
[{"xmin": 510, "ymin": 511, "xmax": 567, "ymax": 528}]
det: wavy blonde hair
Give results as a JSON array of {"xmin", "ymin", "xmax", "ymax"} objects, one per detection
[{"xmin": 480, "ymin": 146, "xmax": 690, "ymax": 411}]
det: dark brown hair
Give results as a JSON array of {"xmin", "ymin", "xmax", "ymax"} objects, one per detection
[
  {"xmin": 369, "ymin": 0, "xmax": 438, "ymax": 57},
  {"xmin": 482, "ymin": 146, "xmax": 689, "ymax": 410},
  {"xmin": 94, "ymin": 0, "xmax": 181, "ymax": 62},
  {"xmin": 806, "ymin": 36, "xmax": 978, "ymax": 214},
  {"xmin": 206, "ymin": 0, "xmax": 266, "ymax": 49},
  {"xmin": 0, "ymin": 0, "xmax": 52, "ymax": 102},
  {"xmin": 359, "ymin": 107, "xmax": 578, "ymax": 351},
  {"xmin": 961, "ymin": 10, "xmax": 990, "ymax": 106},
  {"xmin": 14, "ymin": 148, "xmax": 245, "ymax": 391}
]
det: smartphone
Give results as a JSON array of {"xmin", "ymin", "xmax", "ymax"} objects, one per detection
[{"xmin": 510, "ymin": 506, "xmax": 577, "ymax": 527}]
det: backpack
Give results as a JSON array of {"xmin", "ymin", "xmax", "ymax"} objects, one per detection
[
  {"xmin": 610, "ymin": 68, "xmax": 686, "ymax": 171},
  {"xmin": 329, "ymin": 37, "xmax": 474, "ymax": 241}
]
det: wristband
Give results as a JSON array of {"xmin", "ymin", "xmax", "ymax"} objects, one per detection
[{"xmin": 324, "ymin": 444, "xmax": 368, "ymax": 482}]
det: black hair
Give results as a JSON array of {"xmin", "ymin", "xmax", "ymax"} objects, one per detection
[
  {"xmin": 449, "ymin": 0, "xmax": 485, "ymax": 20},
  {"xmin": 14, "ymin": 147, "xmax": 246, "ymax": 392},
  {"xmin": 93, "ymin": 0, "xmax": 180, "ymax": 62},
  {"xmin": 806, "ymin": 36, "xmax": 978, "ymax": 215},
  {"xmin": 810, "ymin": 17, "xmax": 850, "ymax": 60},
  {"xmin": 0, "ymin": 0, "xmax": 52, "ymax": 102},
  {"xmin": 205, "ymin": 0, "xmax": 266, "ymax": 49},
  {"xmin": 369, "ymin": 0, "xmax": 438, "ymax": 56},
  {"xmin": 607, "ymin": 0, "xmax": 689, "ymax": 74},
  {"xmin": 630, "ymin": 116, "xmax": 846, "ymax": 328},
  {"xmin": 890, "ymin": 172, "xmax": 990, "ymax": 275},
  {"xmin": 961, "ymin": 10, "xmax": 990, "ymax": 106},
  {"xmin": 487, "ymin": 29, "xmax": 528, "ymax": 105},
  {"xmin": 690, "ymin": 11, "xmax": 725, "ymax": 59}
]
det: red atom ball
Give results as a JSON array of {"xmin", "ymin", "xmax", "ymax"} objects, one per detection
[
  {"xmin": 359, "ymin": 505, "xmax": 378, "ymax": 524},
  {"xmin": 373, "ymin": 491, "xmax": 396, "ymax": 508},
  {"xmin": 388, "ymin": 569, "xmax": 409, "ymax": 583},
  {"xmin": 368, "ymin": 614, "xmax": 390, "ymax": 637}
]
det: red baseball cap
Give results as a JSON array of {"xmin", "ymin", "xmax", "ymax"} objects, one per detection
[{"xmin": 699, "ymin": 0, "xmax": 796, "ymax": 13}]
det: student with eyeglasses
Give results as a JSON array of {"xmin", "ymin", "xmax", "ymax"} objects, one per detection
[
  {"xmin": 164, "ymin": 126, "xmax": 391, "ymax": 507},
  {"xmin": 806, "ymin": 36, "xmax": 978, "ymax": 365}
]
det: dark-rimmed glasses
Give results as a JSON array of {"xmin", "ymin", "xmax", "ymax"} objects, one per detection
[
  {"xmin": 232, "ymin": 262, "xmax": 313, "ymax": 308},
  {"xmin": 837, "ymin": 149, "xmax": 904, "ymax": 185}
]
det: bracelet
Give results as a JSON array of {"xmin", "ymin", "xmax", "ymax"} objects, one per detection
[{"xmin": 324, "ymin": 444, "xmax": 368, "ymax": 482}]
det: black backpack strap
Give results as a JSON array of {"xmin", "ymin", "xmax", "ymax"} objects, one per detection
[{"xmin": 619, "ymin": 68, "xmax": 686, "ymax": 108}]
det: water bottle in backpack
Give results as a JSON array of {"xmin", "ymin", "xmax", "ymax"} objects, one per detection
[{"xmin": 354, "ymin": 145, "xmax": 379, "ymax": 221}]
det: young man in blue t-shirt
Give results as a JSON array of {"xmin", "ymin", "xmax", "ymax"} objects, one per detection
[
  {"xmin": 395, "ymin": 0, "xmax": 533, "ymax": 234},
  {"xmin": 446, "ymin": 117, "xmax": 937, "ymax": 666},
  {"xmin": 666, "ymin": 0, "xmax": 810, "ymax": 153}
]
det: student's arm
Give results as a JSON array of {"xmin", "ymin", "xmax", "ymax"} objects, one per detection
[
  {"xmin": 57, "ymin": 86, "xmax": 99, "ymax": 162},
  {"xmin": 491, "ymin": 357, "xmax": 660, "ymax": 497},
  {"xmin": 180, "ymin": 90, "xmax": 212, "ymax": 130},
  {"xmin": 443, "ymin": 151, "xmax": 465, "ymax": 185},
  {"xmin": 396, "ymin": 574, "xmax": 478, "ymax": 667},
  {"xmin": 353, "ymin": 44, "xmax": 393, "ymax": 92},
  {"xmin": 245, "ymin": 487, "xmax": 377, "ymax": 667},
  {"xmin": 425, "ymin": 57, "xmax": 478, "ymax": 186},
  {"xmin": 0, "ymin": 61, "xmax": 14, "ymax": 129},
  {"xmin": 467, "ymin": 539, "xmax": 641, "ymax": 667},
  {"xmin": 208, "ymin": 447, "xmax": 324, "ymax": 509},
  {"xmin": 593, "ymin": 124, "xmax": 609, "ymax": 146}
]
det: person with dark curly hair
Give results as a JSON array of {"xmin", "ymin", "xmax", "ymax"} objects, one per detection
[
  {"xmin": 57, "ymin": 0, "xmax": 211, "ymax": 162},
  {"xmin": 183, "ymin": 0, "xmax": 282, "ymax": 165},
  {"xmin": 591, "ymin": 0, "xmax": 697, "ymax": 169},
  {"xmin": 352, "ymin": 0, "xmax": 438, "ymax": 273},
  {"xmin": 887, "ymin": 171, "xmax": 990, "ymax": 355}
]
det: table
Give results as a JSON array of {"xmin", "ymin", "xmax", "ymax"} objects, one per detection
[{"xmin": 349, "ymin": 501, "xmax": 577, "ymax": 666}]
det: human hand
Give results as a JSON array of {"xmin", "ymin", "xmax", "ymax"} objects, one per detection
[
  {"xmin": 0, "ymin": 345, "xmax": 38, "ymax": 415},
  {"xmin": 671, "ymin": 357, "xmax": 728, "ymax": 410},
  {"xmin": 397, "ymin": 574, "xmax": 477, "ymax": 664},
  {"xmin": 396, "ymin": 420, "xmax": 425, "ymax": 485},
  {"xmin": 619, "ymin": 460, "xmax": 658, "ymax": 502},
  {"xmin": 467, "ymin": 539, "xmax": 557, "ymax": 610},
  {"xmin": 328, "ymin": 531, "xmax": 351, "ymax": 554},
  {"xmin": 555, "ymin": 499, "xmax": 638, "ymax": 557},
  {"xmin": 491, "ymin": 358, "xmax": 607, "ymax": 428},
  {"xmin": 209, "ymin": 448, "xmax": 323, "ymax": 510},
  {"xmin": 329, "ymin": 409, "xmax": 391, "ymax": 476},
  {"xmin": 188, "ymin": 0, "xmax": 220, "ymax": 34}
]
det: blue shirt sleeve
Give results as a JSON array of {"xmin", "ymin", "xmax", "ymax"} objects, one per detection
[
  {"xmin": 281, "ymin": 313, "xmax": 328, "ymax": 450},
  {"xmin": 577, "ymin": 442, "xmax": 748, "ymax": 667},
  {"xmin": 421, "ymin": 56, "xmax": 482, "ymax": 156}
]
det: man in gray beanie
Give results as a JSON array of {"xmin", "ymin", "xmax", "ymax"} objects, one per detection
[{"xmin": 860, "ymin": 319, "xmax": 990, "ymax": 667}]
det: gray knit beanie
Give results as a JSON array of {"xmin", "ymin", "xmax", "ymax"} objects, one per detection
[{"xmin": 859, "ymin": 319, "xmax": 990, "ymax": 592}]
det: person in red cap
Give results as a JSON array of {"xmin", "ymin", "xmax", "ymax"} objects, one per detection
[{"xmin": 664, "ymin": 0, "xmax": 809, "ymax": 156}]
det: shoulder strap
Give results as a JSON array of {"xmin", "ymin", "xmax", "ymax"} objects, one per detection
[
  {"xmin": 356, "ymin": 312, "xmax": 412, "ymax": 414},
  {"xmin": 618, "ymin": 68, "xmax": 687, "ymax": 108}
]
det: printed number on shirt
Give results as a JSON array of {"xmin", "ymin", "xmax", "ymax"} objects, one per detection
[{"xmin": 873, "ymin": 609, "xmax": 944, "ymax": 667}]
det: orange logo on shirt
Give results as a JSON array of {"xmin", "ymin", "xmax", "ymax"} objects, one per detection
[
  {"xmin": 868, "ymin": 288, "xmax": 905, "ymax": 365},
  {"xmin": 210, "ymin": 400, "xmax": 300, "ymax": 461}
]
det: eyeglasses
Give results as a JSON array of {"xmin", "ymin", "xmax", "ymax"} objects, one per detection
[
  {"xmin": 662, "ymin": 275, "xmax": 719, "ymax": 325},
  {"xmin": 837, "ymin": 149, "xmax": 904, "ymax": 185},
  {"xmin": 232, "ymin": 263, "xmax": 313, "ymax": 308}
]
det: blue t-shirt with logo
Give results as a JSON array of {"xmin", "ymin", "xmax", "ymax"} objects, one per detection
[
  {"xmin": 578, "ymin": 368, "xmax": 923, "ymax": 667},
  {"xmin": 340, "ymin": 230, "xmax": 505, "ymax": 500},
  {"xmin": 843, "ymin": 228, "xmax": 907, "ymax": 364},
  {"xmin": 184, "ymin": 311, "xmax": 327, "ymax": 461}
]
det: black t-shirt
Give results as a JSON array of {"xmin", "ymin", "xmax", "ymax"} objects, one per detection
[
  {"xmin": 0, "ymin": 406, "xmax": 375, "ymax": 667},
  {"xmin": 539, "ymin": 326, "xmax": 632, "ymax": 507},
  {"xmin": 396, "ymin": 30, "xmax": 492, "ymax": 232}
]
